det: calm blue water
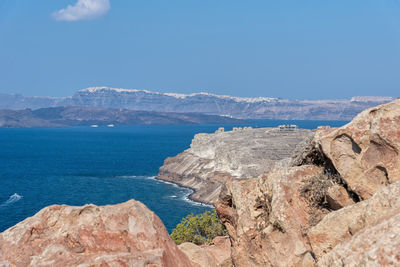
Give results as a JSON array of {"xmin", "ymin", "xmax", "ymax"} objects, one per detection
[{"xmin": 0, "ymin": 120, "xmax": 347, "ymax": 233}]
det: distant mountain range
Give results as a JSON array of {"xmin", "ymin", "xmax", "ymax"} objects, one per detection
[
  {"xmin": 0, "ymin": 106, "xmax": 242, "ymax": 128},
  {"xmin": 0, "ymin": 87, "xmax": 395, "ymax": 120}
]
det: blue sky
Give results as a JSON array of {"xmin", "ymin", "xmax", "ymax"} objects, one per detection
[{"xmin": 0, "ymin": 0, "xmax": 399, "ymax": 99}]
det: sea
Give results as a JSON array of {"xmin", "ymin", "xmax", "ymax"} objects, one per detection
[{"xmin": 0, "ymin": 120, "xmax": 347, "ymax": 233}]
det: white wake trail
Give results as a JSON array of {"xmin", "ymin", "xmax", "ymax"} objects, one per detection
[{"xmin": 0, "ymin": 193, "xmax": 23, "ymax": 207}]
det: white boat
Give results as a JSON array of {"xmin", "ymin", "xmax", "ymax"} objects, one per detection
[
  {"xmin": 107, "ymin": 124, "xmax": 115, "ymax": 127},
  {"xmin": 90, "ymin": 125, "xmax": 99, "ymax": 128}
]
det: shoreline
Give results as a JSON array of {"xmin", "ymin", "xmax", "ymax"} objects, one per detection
[
  {"xmin": 118, "ymin": 175, "xmax": 213, "ymax": 207},
  {"xmin": 153, "ymin": 176, "xmax": 215, "ymax": 208}
]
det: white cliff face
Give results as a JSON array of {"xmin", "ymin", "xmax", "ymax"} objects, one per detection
[
  {"xmin": 157, "ymin": 127, "xmax": 314, "ymax": 204},
  {"xmin": 80, "ymin": 87, "xmax": 278, "ymax": 103},
  {"xmin": 0, "ymin": 88, "xmax": 393, "ymax": 120},
  {"xmin": 188, "ymin": 128, "xmax": 314, "ymax": 178}
]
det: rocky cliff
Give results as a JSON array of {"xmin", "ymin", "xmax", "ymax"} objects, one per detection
[
  {"xmin": 72, "ymin": 88, "xmax": 393, "ymax": 120},
  {"xmin": 215, "ymin": 99, "xmax": 400, "ymax": 266},
  {"xmin": 0, "ymin": 87, "xmax": 394, "ymax": 120},
  {"xmin": 0, "ymin": 199, "xmax": 232, "ymax": 267},
  {"xmin": 157, "ymin": 127, "xmax": 314, "ymax": 204}
]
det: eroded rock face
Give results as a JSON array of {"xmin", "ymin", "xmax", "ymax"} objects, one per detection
[
  {"xmin": 215, "ymin": 99, "xmax": 400, "ymax": 266},
  {"xmin": 216, "ymin": 165, "xmax": 324, "ymax": 266},
  {"xmin": 0, "ymin": 200, "xmax": 193, "ymax": 267},
  {"xmin": 318, "ymin": 211, "xmax": 400, "ymax": 267},
  {"xmin": 309, "ymin": 181, "xmax": 400, "ymax": 259},
  {"xmin": 158, "ymin": 127, "xmax": 314, "ymax": 204},
  {"xmin": 314, "ymin": 99, "xmax": 400, "ymax": 200}
]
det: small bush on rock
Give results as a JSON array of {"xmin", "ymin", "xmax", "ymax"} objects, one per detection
[
  {"xmin": 300, "ymin": 173, "xmax": 341, "ymax": 208},
  {"xmin": 170, "ymin": 209, "xmax": 227, "ymax": 245}
]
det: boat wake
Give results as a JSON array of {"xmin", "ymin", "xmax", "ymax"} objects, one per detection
[
  {"xmin": 116, "ymin": 175, "xmax": 137, "ymax": 179},
  {"xmin": 0, "ymin": 193, "xmax": 23, "ymax": 207}
]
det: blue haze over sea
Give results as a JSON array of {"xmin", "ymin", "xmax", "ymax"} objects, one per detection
[{"xmin": 0, "ymin": 120, "xmax": 347, "ymax": 233}]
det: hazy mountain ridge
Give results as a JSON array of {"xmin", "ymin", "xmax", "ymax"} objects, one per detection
[
  {"xmin": 0, "ymin": 106, "xmax": 242, "ymax": 128},
  {"xmin": 0, "ymin": 93, "xmax": 69, "ymax": 110},
  {"xmin": 0, "ymin": 87, "xmax": 394, "ymax": 120}
]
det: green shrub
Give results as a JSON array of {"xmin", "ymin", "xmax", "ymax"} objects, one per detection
[{"xmin": 170, "ymin": 209, "xmax": 227, "ymax": 245}]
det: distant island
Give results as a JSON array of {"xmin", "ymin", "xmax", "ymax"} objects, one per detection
[
  {"xmin": 0, "ymin": 87, "xmax": 394, "ymax": 121},
  {"xmin": 0, "ymin": 106, "xmax": 242, "ymax": 128}
]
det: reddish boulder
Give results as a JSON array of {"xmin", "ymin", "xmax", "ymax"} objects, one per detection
[
  {"xmin": 178, "ymin": 236, "xmax": 233, "ymax": 267},
  {"xmin": 314, "ymin": 99, "xmax": 400, "ymax": 200},
  {"xmin": 309, "ymin": 181, "xmax": 400, "ymax": 260},
  {"xmin": 325, "ymin": 185, "xmax": 355, "ymax": 210},
  {"xmin": 318, "ymin": 210, "xmax": 400, "ymax": 266},
  {"xmin": 215, "ymin": 100, "xmax": 400, "ymax": 266},
  {"xmin": 0, "ymin": 200, "xmax": 193, "ymax": 267},
  {"xmin": 215, "ymin": 165, "xmax": 324, "ymax": 266}
]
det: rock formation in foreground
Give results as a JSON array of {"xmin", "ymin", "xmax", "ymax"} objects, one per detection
[
  {"xmin": 215, "ymin": 99, "xmax": 400, "ymax": 266},
  {"xmin": 0, "ymin": 200, "xmax": 194, "ymax": 267},
  {"xmin": 157, "ymin": 127, "xmax": 314, "ymax": 203},
  {"xmin": 178, "ymin": 236, "xmax": 233, "ymax": 267}
]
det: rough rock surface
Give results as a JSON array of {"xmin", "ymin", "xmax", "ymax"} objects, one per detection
[
  {"xmin": 216, "ymin": 165, "xmax": 324, "ymax": 266},
  {"xmin": 0, "ymin": 200, "xmax": 193, "ymax": 267},
  {"xmin": 325, "ymin": 185, "xmax": 355, "ymax": 210},
  {"xmin": 309, "ymin": 181, "xmax": 400, "ymax": 259},
  {"xmin": 215, "ymin": 99, "xmax": 400, "ymax": 266},
  {"xmin": 158, "ymin": 127, "xmax": 314, "ymax": 203},
  {"xmin": 318, "ymin": 211, "xmax": 400, "ymax": 267},
  {"xmin": 178, "ymin": 236, "xmax": 233, "ymax": 267},
  {"xmin": 313, "ymin": 99, "xmax": 400, "ymax": 200}
]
